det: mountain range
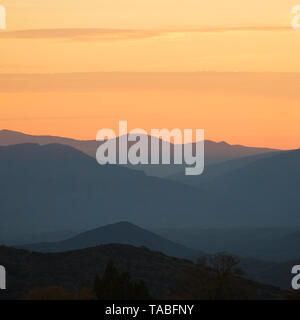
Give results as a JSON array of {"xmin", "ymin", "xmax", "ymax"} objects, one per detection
[
  {"xmin": 169, "ymin": 148, "xmax": 300, "ymax": 226},
  {"xmin": 0, "ymin": 143, "xmax": 225, "ymax": 240},
  {"xmin": 0, "ymin": 129, "xmax": 277, "ymax": 177},
  {"xmin": 0, "ymin": 140, "xmax": 300, "ymax": 240},
  {"xmin": 205, "ymin": 149, "xmax": 300, "ymax": 226}
]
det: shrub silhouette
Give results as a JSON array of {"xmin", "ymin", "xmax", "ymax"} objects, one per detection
[{"xmin": 169, "ymin": 253, "xmax": 256, "ymax": 300}]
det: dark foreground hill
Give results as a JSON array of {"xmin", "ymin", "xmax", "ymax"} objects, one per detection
[
  {"xmin": 0, "ymin": 245, "xmax": 284, "ymax": 300},
  {"xmin": 22, "ymin": 222, "xmax": 201, "ymax": 260}
]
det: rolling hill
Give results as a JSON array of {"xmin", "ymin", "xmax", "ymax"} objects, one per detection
[
  {"xmin": 0, "ymin": 245, "xmax": 284, "ymax": 300},
  {"xmin": 21, "ymin": 221, "xmax": 201, "ymax": 260}
]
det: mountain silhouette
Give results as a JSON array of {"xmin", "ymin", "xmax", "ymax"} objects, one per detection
[
  {"xmin": 205, "ymin": 149, "xmax": 300, "ymax": 226},
  {"xmin": 21, "ymin": 221, "xmax": 201, "ymax": 259},
  {"xmin": 0, "ymin": 129, "xmax": 277, "ymax": 177},
  {"xmin": 167, "ymin": 148, "xmax": 300, "ymax": 226},
  {"xmin": 168, "ymin": 151, "xmax": 280, "ymax": 185},
  {"xmin": 0, "ymin": 143, "xmax": 226, "ymax": 240},
  {"xmin": 1, "ymin": 142, "xmax": 299, "ymax": 243}
]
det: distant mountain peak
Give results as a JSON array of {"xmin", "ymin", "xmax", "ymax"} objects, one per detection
[
  {"xmin": 110, "ymin": 221, "xmax": 136, "ymax": 227},
  {"xmin": 0, "ymin": 129, "xmax": 22, "ymax": 134},
  {"xmin": 217, "ymin": 141, "xmax": 230, "ymax": 146},
  {"xmin": 21, "ymin": 221, "xmax": 201, "ymax": 260}
]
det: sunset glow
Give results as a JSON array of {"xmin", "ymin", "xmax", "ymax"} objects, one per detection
[{"xmin": 0, "ymin": 0, "xmax": 300, "ymax": 149}]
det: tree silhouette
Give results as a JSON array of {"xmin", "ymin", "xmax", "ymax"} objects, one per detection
[
  {"xmin": 94, "ymin": 259, "xmax": 152, "ymax": 300},
  {"xmin": 208, "ymin": 253, "xmax": 244, "ymax": 277}
]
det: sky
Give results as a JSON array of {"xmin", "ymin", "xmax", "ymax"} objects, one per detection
[{"xmin": 0, "ymin": 0, "xmax": 300, "ymax": 149}]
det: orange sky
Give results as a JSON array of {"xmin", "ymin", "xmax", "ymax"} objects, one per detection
[{"xmin": 0, "ymin": 1, "xmax": 300, "ymax": 149}]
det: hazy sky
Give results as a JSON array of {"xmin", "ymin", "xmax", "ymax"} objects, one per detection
[
  {"xmin": 1, "ymin": 0, "xmax": 299, "ymax": 72},
  {"xmin": 0, "ymin": 1, "xmax": 299, "ymax": 148}
]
